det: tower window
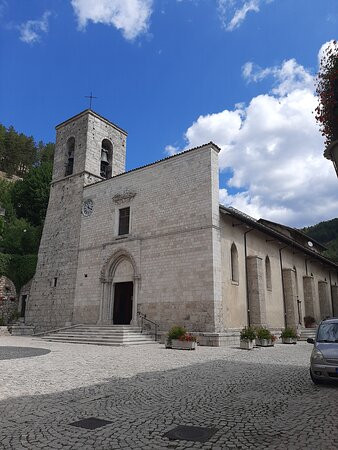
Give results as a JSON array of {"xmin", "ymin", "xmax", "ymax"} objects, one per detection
[
  {"xmin": 118, "ymin": 207, "xmax": 130, "ymax": 235},
  {"xmin": 65, "ymin": 137, "xmax": 75, "ymax": 176},
  {"xmin": 100, "ymin": 139, "xmax": 113, "ymax": 179},
  {"xmin": 53, "ymin": 277, "xmax": 58, "ymax": 287}
]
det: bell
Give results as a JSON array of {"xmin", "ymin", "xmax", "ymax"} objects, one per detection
[{"xmin": 101, "ymin": 149, "xmax": 109, "ymax": 163}]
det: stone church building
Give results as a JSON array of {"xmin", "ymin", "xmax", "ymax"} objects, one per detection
[{"xmin": 25, "ymin": 109, "xmax": 338, "ymax": 345}]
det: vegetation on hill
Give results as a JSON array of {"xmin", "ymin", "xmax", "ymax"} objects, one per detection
[
  {"xmin": 0, "ymin": 124, "xmax": 54, "ymax": 177},
  {"xmin": 0, "ymin": 124, "xmax": 54, "ymax": 290},
  {"xmin": 302, "ymin": 218, "xmax": 338, "ymax": 262}
]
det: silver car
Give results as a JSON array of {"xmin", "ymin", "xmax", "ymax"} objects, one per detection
[{"xmin": 308, "ymin": 318, "xmax": 338, "ymax": 384}]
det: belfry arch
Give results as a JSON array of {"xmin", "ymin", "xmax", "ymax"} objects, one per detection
[{"xmin": 98, "ymin": 250, "xmax": 139, "ymax": 325}]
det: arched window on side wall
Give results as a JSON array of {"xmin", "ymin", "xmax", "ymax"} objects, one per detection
[
  {"xmin": 65, "ymin": 137, "xmax": 75, "ymax": 176},
  {"xmin": 231, "ymin": 243, "xmax": 239, "ymax": 283},
  {"xmin": 265, "ymin": 256, "xmax": 272, "ymax": 290},
  {"xmin": 100, "ymin": 139, "xmax": 113, "ymax": 179}
]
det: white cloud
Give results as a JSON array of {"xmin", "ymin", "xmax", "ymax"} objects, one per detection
[
  {"xmin": 166, "ymin": 46, "xmax": 338, "ymax": 227},
  {"xmin": 0, "ymin": 0, "xmax": 7, "ymax": 18},
  {"xmin": 71, "ymin": 0, "xmax": 153, "ymax": 40},
  {"xmin": 242, "ymin": 59, "xmax": 314, "ymax": 96},
  {"xmin": 218, "ymin": 0, "xmax": 273, "ymax": 31},
  {"xmin": 165, "ymin": 145, "xmax": 180, "ymax": 156},
  {"xmin": 19, "ymin": 11, "xmax": 51, "ymax": 44}
]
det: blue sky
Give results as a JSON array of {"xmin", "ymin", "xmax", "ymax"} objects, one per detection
[{"xmin": 0, "ymin": 0, "xmax": 337, "ymax": 226}]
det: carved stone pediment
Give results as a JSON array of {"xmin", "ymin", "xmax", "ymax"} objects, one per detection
[{"xmin": 112, "ymin": 190, "xmax": 136, "ymax": 205}]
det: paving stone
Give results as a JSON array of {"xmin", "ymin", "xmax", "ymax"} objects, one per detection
[{"xmin": 0, "ymin": 337, "xmax": 337, "ymax": 449}]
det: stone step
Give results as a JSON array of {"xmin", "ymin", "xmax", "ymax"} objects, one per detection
[
  {"xmin": 39, "ymin": 337, "xmax": 157, "ymax": 346},
  {"xmin": 37, "ymin": 325, "xmax": 158, "ymax": 347},
  {"xmin": 71, "ymin": 326, "xmax": 141, "ymax": 331},
  {"xmin": 41, "ymin": 335, "xmax": 154, "ymax": 342},
  {"xmin": 44, "ymin": 333, "xmax": 153, "ymax": 341},
  {"xmin": 52, "ymin": 330, "xmax": 147, "ymax": 336},
  {"xmin": 299, "ymin": 328, "xmax": 317, "ymax": 341}
]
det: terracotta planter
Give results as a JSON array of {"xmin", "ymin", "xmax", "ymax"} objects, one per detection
[
  {"xmin": 240, "ymin": 339, "xmax": 254, "ymax": 350},
  {"xmin": 282, "ymin": 337, "xmax": 297, "ymax": 344},
  {"xmin": 171, "ymin": 339, "xmax": 197, "ymax": 350},
  {"xmin": 256, "ymin": 339, "xmax": 274, "ymax": 347}
]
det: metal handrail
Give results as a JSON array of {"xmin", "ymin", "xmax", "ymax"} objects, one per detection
[{"xmin": 137, "ymin": 312, "xmax": 159, "ymax": 341}]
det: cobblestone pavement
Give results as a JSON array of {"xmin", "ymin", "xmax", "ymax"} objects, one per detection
[{"xmin": 0, "ymin": 337, "xmax": 337, "ymax": 449}]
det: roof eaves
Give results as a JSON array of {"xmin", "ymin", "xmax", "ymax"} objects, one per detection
[
  {"xmin": 220, "ymin": 205, "xmax": 338, "ymax": 269},
  {"xmin": 85, "ymin": 142, "xmax": 220, "ymax": 188},
  {"xmin": 55, "ymin": 109, "xmax": 128, "ymax": 135}
]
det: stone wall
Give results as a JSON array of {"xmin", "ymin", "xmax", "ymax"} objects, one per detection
[
  {"xmin": 0, "ymin": 276, "xmax": 17, "ymax": 324},
  {"xmin": 219, "ymin": 212, "xmax": 338, "ymax": 332},
  {"xmin": 303, "ymin": 276, "xmax": 316, "ymax": 319},
  {"xmin": 247, "ymin": 256, "xmax": 267, "ymax": 327},
  {"xmin": 282, "ymin": 268, "xmax": 298, "ymax": 329},
  {"xmin": 73, "ymin": 143, "xmax": 221, "ymax": 333},
  {"xmin": 318, "ymin": 281, "xmax": 331, "ymax": 319},
  {"xmin": 27, "ymin": 110, "xmax": 128, "ymax": 330},
  {"xmin": 332, "ymin": 285, "xmax": 338, "ymax": 316}
]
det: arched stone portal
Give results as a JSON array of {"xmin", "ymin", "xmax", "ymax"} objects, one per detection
[{"xmin": 98, "ymin": 251, "xmax": 139, "ymax": 325}]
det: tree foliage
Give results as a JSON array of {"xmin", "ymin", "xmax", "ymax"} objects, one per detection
[
  {"xmin": 0, "ymin": 124, "xmax": 54, "ymax": 177},
  {"xmin": 315, "ymin": 41, "xmax": 338, "ymax": 146},
  {"xmin": 0, "ymin": 253, "xmax": 37, "ymax": 291},
  {"xmin": 11, "ymin": 162, "xmax": 52, "ymax": 227},
  {"xmin": 302, "ymin": 218, "xmax": 338, "ymax": 262},
  {"xmin": 0, "ymin": 123, "xmax": 54, "ymax": 289}
]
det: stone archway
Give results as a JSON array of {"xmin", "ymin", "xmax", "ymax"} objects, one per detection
[{"xmin": 98, "ymin": 250, "xmax": 139, "ymax": 325}]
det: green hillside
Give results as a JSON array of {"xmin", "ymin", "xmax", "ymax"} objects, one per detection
[
  {"xmin": 0, "ymin": 124, "xmax": 54, "ymax": 292},
  {"xmin": 302, "ymin": 218, "xmax": 338, "ymax": 263}
]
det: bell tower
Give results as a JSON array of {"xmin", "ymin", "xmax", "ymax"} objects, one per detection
[
  {"xmin": 52, "ymin": 109, "xmax": 127, "ymax": 184},
  {"xmin": 26, "ymin": 110, "xmax": 127, "ymax": 330}
]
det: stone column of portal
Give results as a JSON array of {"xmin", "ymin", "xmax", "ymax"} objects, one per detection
[
  {"xmin": 282, "ymin": 268, "xmax": 298, "ymax": 329},
  {"xmin": 332, "ymin": 285, "xmax": 338, "ymax": 316},
  {"xmin": 318, "ymin": 281, "xmax": 331, "ymax": 319},
  {"xmin": 130, "ymin": 275, "xmax": 140, "ymax": 326},
  {"xmin": 247, "ymin": 256, "xmax": 267, "ymax": 327},
  {"xmin": 303, "ymin": 276, "xmax": 316, "ymax": 319},
  {"xmin": 98, "ymin": 278, "xmax": 112, "ymax": 325}
]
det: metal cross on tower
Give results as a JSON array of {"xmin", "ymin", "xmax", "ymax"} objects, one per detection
[{"xmin": 85, "ymin": 92, "xmax": 97, "ymax": 109}]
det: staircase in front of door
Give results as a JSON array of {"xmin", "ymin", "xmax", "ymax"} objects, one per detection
[{"xmin": 37, "ymin": 325, "xmax": 158, "ymax": 346}]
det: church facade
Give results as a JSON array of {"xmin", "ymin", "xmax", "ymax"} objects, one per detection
[{"xmin": 26, "ymin": 109, "xmax": 338, "ymax": 345}]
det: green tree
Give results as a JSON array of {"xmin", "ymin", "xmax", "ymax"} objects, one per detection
[
  {"xmin": 0, "ymin": 218, "xmax": 40, "ymax": 255},
  {"xmin": 11, "ymin": 162, "xmax": 52, "ymax": 227},
  {"xmin": 37, "ymin": 141, "xmax": 55, "ymax": 165}
]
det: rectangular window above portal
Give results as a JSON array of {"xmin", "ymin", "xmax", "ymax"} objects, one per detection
[{"xmin": 118, "ymin": 207, "xmax": 130, "ymax": 235}]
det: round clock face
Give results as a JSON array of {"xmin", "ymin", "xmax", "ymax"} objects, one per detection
[{"xmin": 82, "ymin": 199, "xmax": 94, "ymax": 217}]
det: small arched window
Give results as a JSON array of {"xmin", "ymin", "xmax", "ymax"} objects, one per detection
[
  {"xmin": 65, "ymin": 137, "xmax": 75, "ymax": 176},
  {"xmin": 265, "ymin": 256, "xmax": 272, "ymax": 290},
  {"xmin": 231, "ymin": 243, "xmax": 239, "ymax": 283},
  {"xmin": 100, "ymin": 139, "xmax": 113, "ymax": 179}
]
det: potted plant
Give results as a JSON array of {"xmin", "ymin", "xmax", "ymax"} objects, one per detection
[
  {"xmin": 240, "ymin": 326, "xmax": 256, "ymax": 350},
  {"xmin": 256, "ymin": 327, "xmax": 275, "ymax": 347},
  {"xmin": 166, "ymin": 326, "xmax": 197, "ymax": 350},
  {"xmin": 304, "ymin": 316, "xmax": 316, "ymax": 328},
  {"xmin": 281, "ymin": 327, "xmax": 297, "ymax": 344},
  {"xmin": 172, "ymin": 333, "xmax": 197, "ymax": 350}
]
